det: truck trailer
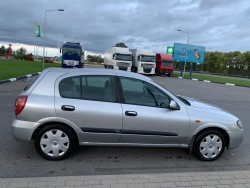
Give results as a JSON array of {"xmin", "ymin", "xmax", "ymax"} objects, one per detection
[
  {"xmin": 104, "ymin": 47, "xmax": 132, "ymax": 71},
  {"xmin": 155, "ymin": 53, "xmax": 174, "ymax": 77},
  {"xmin": 131, "ymin": 49, "xmax": 156, "ymax": 75}
]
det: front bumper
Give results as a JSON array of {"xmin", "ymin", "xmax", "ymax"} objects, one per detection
[
  {"xmin": 11, "ymin": 119, "xmax": 36, "ymax": 144},
  {"xmin": 227, "ymin": 129, "xmax": 244, "ymax": 149},
  {"xmin": 160, "ymin": 71, "xmax": 172, "ymax": 74}
]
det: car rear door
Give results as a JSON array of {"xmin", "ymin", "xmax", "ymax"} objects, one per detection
[
  {"xmin": 54, "ymin": 73, "xmax": 123, "ymax": 143},
  {"xmin": 118, "ymin": 76, "xmax": 190, "ymax": 145}
]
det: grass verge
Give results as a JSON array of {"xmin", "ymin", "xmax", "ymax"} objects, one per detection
[
  {"xmin": 0, "ymin": 59, "xmax": 60, "ymax": 81},
  {"xmin": 173, "ymin": 72, "xmax": 250, "ymax": 87}
]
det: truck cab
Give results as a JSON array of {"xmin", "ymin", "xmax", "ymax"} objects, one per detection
[
  {"xmin": 61, "ymin": 42, "xmax": 83, "ymax": 68},
  {"xmin": 131, "ymin": 49, "xmax": 156, "ymax": 75},
  {"xmin": 155, "ymin": 53, "xmax": 174, "ymax": 77},
  {"xmin": 104, "ymin": 47, "xmax": 132, "ymax": 71}
]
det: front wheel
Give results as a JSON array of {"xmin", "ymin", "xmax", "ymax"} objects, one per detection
[
  {"xmin": 34, "ymin": 124, "xmax": 76, "ymax": 160},
  {"xmin": 194, "ymin": 130, "xmax": 225, "ymax": 161}
]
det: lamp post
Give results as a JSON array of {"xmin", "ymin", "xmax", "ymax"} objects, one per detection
[
  {"xmin": 177, "ymin": 29, "xmax": 189, "ymax": 77},
  {"xmin": 43, "ymin": 9, "xmax": 64, "ymax": 69}
]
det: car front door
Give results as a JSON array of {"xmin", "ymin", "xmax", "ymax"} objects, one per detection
[
  {"xmin": 55, "ymin": 74, "xmax": 122, "ymax": 143},
  {"xmin": 118, "ymin": 76, "xmax": 190, "ymax": 145}
]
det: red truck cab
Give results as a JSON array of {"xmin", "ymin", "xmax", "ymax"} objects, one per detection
[{"xmin": 155, "ymin": 53, "xmax": 174, "ymax": 77}]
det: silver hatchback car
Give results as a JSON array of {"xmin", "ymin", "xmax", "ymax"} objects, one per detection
[{"xmin": 12, "ymin": 68, "xmax": 244, "ymax": 161}]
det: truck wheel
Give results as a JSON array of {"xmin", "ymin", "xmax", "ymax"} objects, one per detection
[
  {"xmin": 34, "ymin": 124, "xmax": 76, "ymax": 161},
  {"xmin": 194, "ymin": 130, "xmax": 225, "ymax": 161},
  {"xmin": 168, "ymin": 73, "xmax": 171, "ymax": 77},
  {"xmin": 104, "ymin": 65, "xmax": 107, "ymax": 69}
]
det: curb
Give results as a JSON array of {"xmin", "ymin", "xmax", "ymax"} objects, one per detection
[
  {"xmin": 174, "ymin": 76, "xmax": 250, "ymax": 88},
  {"xmin": 0, "ymin": 72, "xmax": 41, "ymax": 84}
]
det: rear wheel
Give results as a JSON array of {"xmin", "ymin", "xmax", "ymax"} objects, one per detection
[
  {"xmin": 194, "ymin": 130, "xmax": 225, "ymax": 161},
  {"xmin": 168, "ymin": 73, "xmax": 171, "ymax": 77},
  {"xmin": 34, "ymin": 124, "xmax": 76, "ymax": 160}
]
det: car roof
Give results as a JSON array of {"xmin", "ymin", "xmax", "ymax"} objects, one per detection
[{"xmin": 46, "ymin": 68, "xmax": 152, "ymax": 81}]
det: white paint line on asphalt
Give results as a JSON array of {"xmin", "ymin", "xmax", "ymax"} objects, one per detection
[
  {"xmin": 26, "ymin": 74, "xmax": 32, "ymax": 77},
  {"xmin": 225, "ymin": 83, "xmax": 235, "ymax": 86},
  {"xmin": 9, "ymin": 78, "xmax": 17, "ymax": 82},
  {"xmin": 192, "ymin": 78, "xmax": 198, "ymax": 81},
  {"xmin": 178, "ymin": 77, "xmax": 183, "ymax": 78},
  {"xmin": 204, "ymin": 80, "xmax": 211, "ymax": 82}
]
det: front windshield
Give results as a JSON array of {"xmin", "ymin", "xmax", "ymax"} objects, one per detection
[
  {"xmin": 63, "ymin": 47, "xmax": 81, "ymax": 56},
  {"xmin": 115, "ymin": 54, "xmax": 132, "ymax": 61},
  {"xmin": 141, "ymin": 55, "xmax": 155, "ymax": 62},
  {"xmin": 162, "ymin": 60, "xmax": 173, "ymax": 67}
]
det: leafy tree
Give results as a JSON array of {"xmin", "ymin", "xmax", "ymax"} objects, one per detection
[
  {"xmin": 0, "ymin": 45, "xmax": 5, "ymax": 55},
  {"xmin": 16, "ymin": 47, "xmax": 27, "ymax": 55},
  {"xmin": 115, "ymin": 42, "xmax": 128, "ymax": 48}
]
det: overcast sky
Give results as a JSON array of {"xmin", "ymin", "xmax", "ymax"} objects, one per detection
[{"xmin": 0, "ymin": 0, "xmax": 250, "ymax": 56}]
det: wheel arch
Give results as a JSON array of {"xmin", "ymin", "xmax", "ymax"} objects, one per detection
[
  {"xmin": 31, "ymin": 122, "xmax": 80, "ymax": 144},
  {"xmin": 190, "ymin": 127, "xmax": 230, "ymax": 150}
]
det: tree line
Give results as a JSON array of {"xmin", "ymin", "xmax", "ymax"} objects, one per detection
[
  {"xmin": 176, "ymin": 51, "xmax": 250, "ymax": 76},
  {"xmin": 0, "ymin": 45, "xmax": 30, "ymax": 60}
]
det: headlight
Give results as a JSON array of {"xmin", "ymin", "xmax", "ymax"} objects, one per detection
[{"xmin": 237, "ymin": 120, "xmax": 243, "ymax": 129}]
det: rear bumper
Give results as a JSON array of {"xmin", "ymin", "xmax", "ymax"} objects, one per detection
[
  {"xmin": 227, "ymin": 129, "xmax": 244, "ymax": 149},
  {"xmin": 11, "ymin": 119, "xmax": 36, "ymax": 144}
]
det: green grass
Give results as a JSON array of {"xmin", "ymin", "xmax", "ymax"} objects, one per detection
[
  {"xmin": 173, "ymin": 72, "xmax": 250, "ymax": 87},
  {"xmin": 1, "ymin": 60, "xmax": 250, "ymax": 87},
  {"xmin": 0, "ymin": 59, "xmax": 60, "ymax": 81}
]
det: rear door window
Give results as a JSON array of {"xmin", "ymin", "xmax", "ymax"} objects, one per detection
[
  {"xmin": 59, "ymin": 76, "xmax": 81, "ymax": 99},
  {"xmin": 59, "ymin": 75, "xmax": 117, "ymax": 102},
  {"xmin": 81, "ymin": 76, "xmax": 116, "ymax": 102}
]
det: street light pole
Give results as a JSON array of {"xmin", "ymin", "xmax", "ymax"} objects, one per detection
[
  {"xmin": 177, "ymin": 29, "xmax": 189, "ymax": 77},
  {"xmin": 43, "ymin": 9, "xmax": 64, "ymax": 69}
]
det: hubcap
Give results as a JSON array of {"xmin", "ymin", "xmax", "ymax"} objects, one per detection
[
  {"xmin": 40, "ymin": 129, "xmax": 70, "ymax": 157},
  {"xmin": 199, "ymin": 134, "xmax": 222, "ymax": 159}
]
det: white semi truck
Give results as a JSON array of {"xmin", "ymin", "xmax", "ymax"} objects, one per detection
[
  {"xmin": 131, "ymin": 49, "xmax": 156, "ymax": 75},
  {"xmin": 104, "ymin": 47, "xmax": 132, "ymax": 71}
]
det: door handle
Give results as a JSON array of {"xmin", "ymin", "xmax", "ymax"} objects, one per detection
[
  {"xmin": 61, "ymin": 105, "xmax": 75, "ymax": 111},
  {"xmin": 125, "ymin": 111, "xmax": 137, "ymax": 116}
]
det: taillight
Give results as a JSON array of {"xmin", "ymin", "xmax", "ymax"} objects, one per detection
[{"xmin": 15, "ymin": 96, "xmax": 28, "ymax": 116}]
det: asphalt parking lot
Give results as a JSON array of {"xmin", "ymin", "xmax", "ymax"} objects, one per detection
[{"xmin": 0, "ymin": 67, "xmax": 249, "ymax": 178}]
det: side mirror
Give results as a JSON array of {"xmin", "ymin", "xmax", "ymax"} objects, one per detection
[
  {"xmin": 60, "ymin": 48, "xmax": 61, "ymax": 53},
  {"xmin": 137, "ymin": 56, "xmax": 140, "ymax": 61},
  {"xmin": 169, "ymin": 100, "xmax": 180, "ymax": 110}
]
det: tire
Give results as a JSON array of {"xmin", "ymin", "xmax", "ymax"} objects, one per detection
[
  {"xmin": 168, "ymin": 73, "xmax": 171, "ymax": 77},
  {"xmin": 104, "ymin": 65, "xmax": 107, "ymax": 69},
  {"xmin": 194, "ymin": 130, "xmax": 225, "ymax": 161},
  {"xmin": 34, "ymin": 124, "xmax": 76, "ymax": 161}
]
